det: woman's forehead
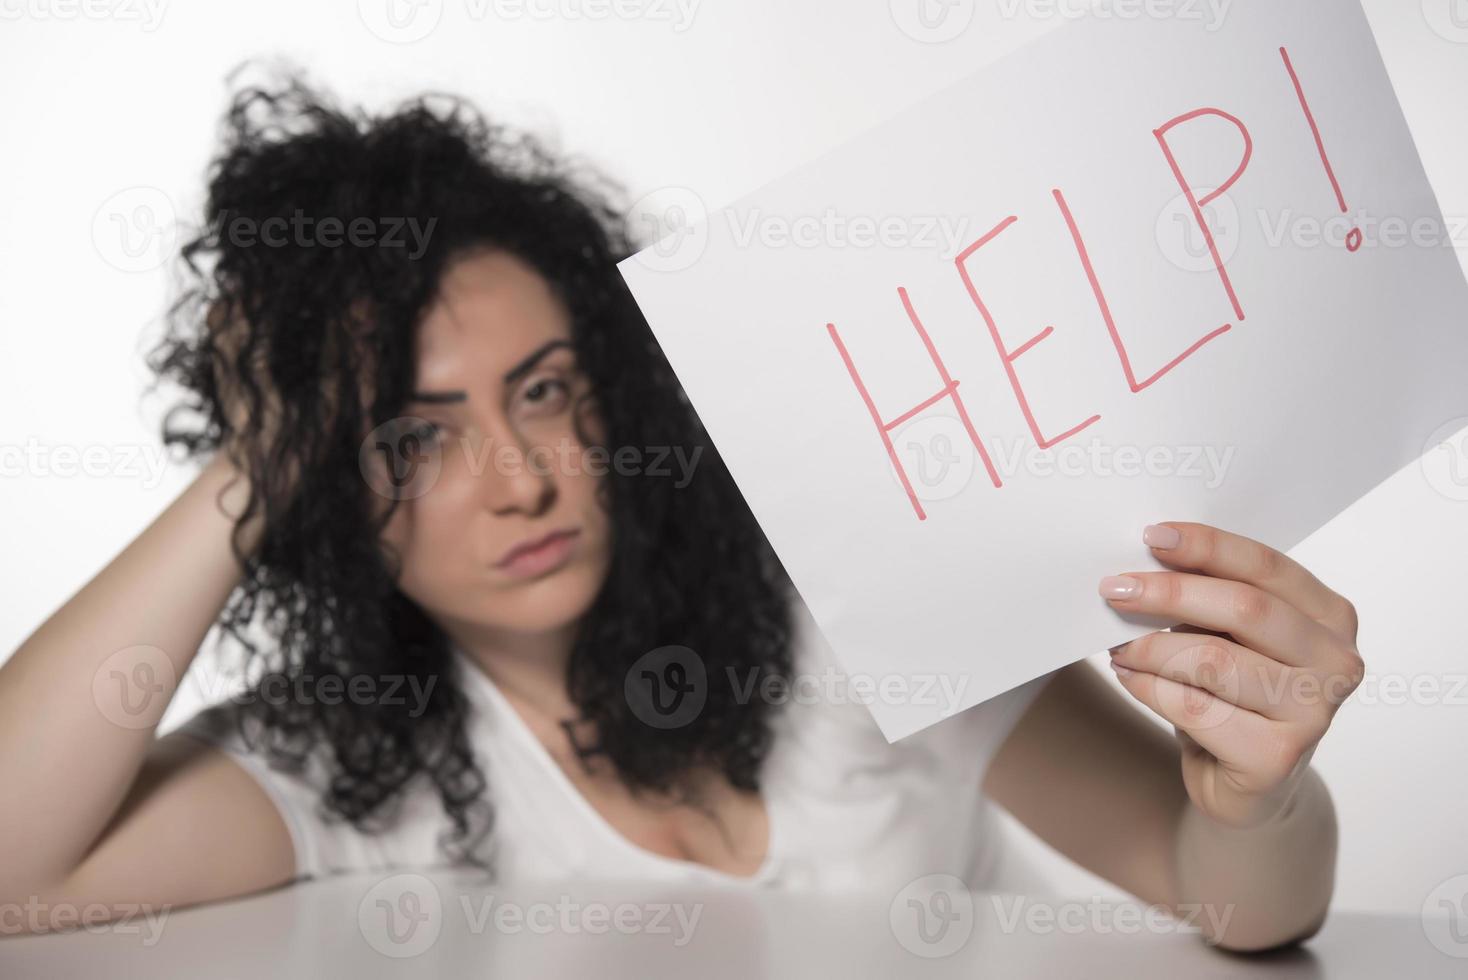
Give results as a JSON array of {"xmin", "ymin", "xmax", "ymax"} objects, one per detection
[{"xmin": 415, "ymin": 251, "xmax": 572, "ymax": 376}]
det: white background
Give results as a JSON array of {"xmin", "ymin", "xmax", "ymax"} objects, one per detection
[{"xmin": 1, "ymin": 0, "xmax": 1464, "ymax": 917}]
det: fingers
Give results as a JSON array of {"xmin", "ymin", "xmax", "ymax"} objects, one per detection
[
  {"xmin": 1099, "ymin": 570, "xmax": 1333, "ymax": 670},
  {"xmin": 1109, "ymin": 630, "xmax": 1304, "ymax": 722},
  {"xmin": 1141, "ymin": 522, "xmax": 1358, "ymax": 641},
  {"xmin": 1107, "ymin": 661, "xmax": 1278, "ymax": 777}
]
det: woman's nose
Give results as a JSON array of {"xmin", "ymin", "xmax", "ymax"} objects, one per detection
[{"xmin": 476, "ymin": 427, "xmax": 556, "ymax": 517}]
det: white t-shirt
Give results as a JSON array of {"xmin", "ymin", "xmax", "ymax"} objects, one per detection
[{"xmin": 172, "ymin": 597, "xmax": 1052, "ymax": 892}]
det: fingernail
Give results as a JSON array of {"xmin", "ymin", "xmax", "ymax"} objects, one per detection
[
  {"xmin": 1099, "ymin": 575, "xmax": 1142, "ymax": 600},
  {"xmin": 1143, "ymin": 524, "xmax": 1181, "ymax": 550},
  {"xmin": 1110, "ymin": 661, "xmax": 1136, "ymax": 678}
]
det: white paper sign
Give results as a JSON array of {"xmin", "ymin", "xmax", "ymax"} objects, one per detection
[{"xmin": 617, "ymin": 0, "xmax": 1468, "ymax": 741}]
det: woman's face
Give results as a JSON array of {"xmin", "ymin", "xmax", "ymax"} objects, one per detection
[{"xmin": 375, "ymin": 249, "xmax": 613, "ymax": 645}]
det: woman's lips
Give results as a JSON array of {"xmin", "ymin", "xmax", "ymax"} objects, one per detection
[{"xmin": 495, "ymin": 529, "xmax": 580, "ymax": 579}]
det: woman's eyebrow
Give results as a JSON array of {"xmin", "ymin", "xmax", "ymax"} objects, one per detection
[
  {"xmin": 407, "ymin": 390, "xmax": 467, "ymax": 404},
  {"xmin": 408, "ymin": 339, "xmax": 574, "ymax": 403},
  {"xmin": 503, "ymin": 339, "xmax": 573, "ymax": 386}
]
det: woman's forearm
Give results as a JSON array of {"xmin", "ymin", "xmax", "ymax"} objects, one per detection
[
  {"xmin": 0, "ymin": 455, "xmax": 261, "ymax": 896},
  {"xmin": 1172, "ymin": 765, "xmax": 1338, "ymax": 952}
]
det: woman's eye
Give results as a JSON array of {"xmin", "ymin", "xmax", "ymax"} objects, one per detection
[
  {"xmin": 405, "ymin": 421, "xmax": 441, "ymax": 447},
  {"xmin": 521, "ymin": 377, "xmax": 570, "ymax": 410}
]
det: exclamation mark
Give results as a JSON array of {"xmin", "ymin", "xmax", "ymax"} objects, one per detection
[{"xmin": 1280, "ymin": 46, "xmax": 1363, "ymax": 253}]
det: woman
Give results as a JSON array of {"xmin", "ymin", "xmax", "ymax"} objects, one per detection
[{"xmin": 0, "ymin": 76, "xmax": 1364, "ymax": 952}]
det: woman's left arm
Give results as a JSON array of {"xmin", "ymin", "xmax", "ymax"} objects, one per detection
[{"xmin": 983, "ymin": 521, "xmax": 1364, "ymax": 952}]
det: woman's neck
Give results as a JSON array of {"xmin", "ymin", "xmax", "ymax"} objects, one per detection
[{"xmin": 448, "ymin": 619, "xmax": 580, "ymax": 723}]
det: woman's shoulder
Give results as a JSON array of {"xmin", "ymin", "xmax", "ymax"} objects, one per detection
[{"xmin": 167, "ymin": 695, "xmax": 449, "ymax": 880}]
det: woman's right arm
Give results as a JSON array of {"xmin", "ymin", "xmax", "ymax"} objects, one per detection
[{"xmin": 0, "ymin": 454, "xmax": 296, "ymax": 933}]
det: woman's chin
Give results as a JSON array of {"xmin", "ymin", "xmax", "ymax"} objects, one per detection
[{"xmin": 480, "ymin": 562, "xmax": 607, "ymax": 635}]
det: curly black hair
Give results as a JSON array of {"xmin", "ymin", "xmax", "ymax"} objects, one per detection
[{"xmin": 144, "ymin": 69, "xmax": 793, "ymax": 872}]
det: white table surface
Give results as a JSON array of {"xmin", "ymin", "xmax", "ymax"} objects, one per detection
[{"xmin": 1, "ymin": 870, "xmax": 1462, "ymax": 978}]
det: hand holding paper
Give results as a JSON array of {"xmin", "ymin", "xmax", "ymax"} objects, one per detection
[
  {"xmin": 1103, "ymin": 521, "xmax": 1363, "ymax": 830},
  {"xmin": 619, "ymin": 0, "xmax": 1468, "ymax": 740}
]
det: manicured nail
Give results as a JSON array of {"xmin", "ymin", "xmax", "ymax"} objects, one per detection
[
  {"xmin": 1110, "ymin": 661, "xmax": 1136, "ymax": 678},
  {"xmin": 1099, "ymin": 575, "xmax": 1142, "ymax": 600},
  {"xmin": 1143, "ymin": 524, "xmax": 1181, "ymax": 550}
]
